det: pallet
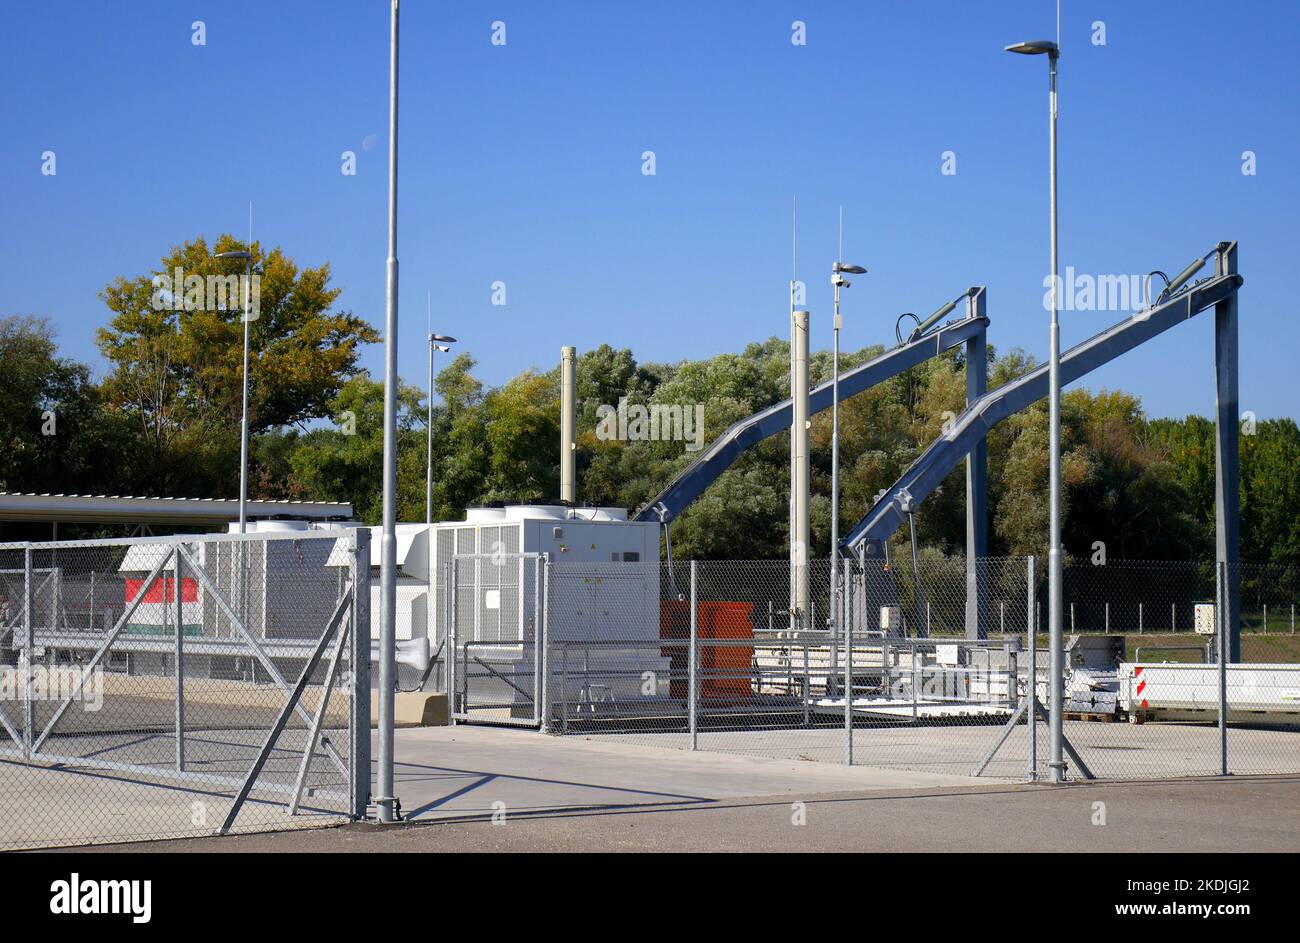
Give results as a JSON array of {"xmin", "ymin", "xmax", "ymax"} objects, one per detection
[{"xmin": 1064, "ymin": 710, "xmax": 1119, "ymax": 723}]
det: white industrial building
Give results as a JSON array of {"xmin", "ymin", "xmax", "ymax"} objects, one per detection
[{"xmin": 228, "ymin": 504, "xmax": 661, "ymax": 649}]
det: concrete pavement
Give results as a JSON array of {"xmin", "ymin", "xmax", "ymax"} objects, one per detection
[{"xmin": 83, "ymin": 775, "xmax": 1300, "ymax": 852}]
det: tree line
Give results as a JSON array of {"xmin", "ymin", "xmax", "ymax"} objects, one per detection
[{"xmin": 3, "ymin": 235, "xmax": 1297, "ymax": 565}]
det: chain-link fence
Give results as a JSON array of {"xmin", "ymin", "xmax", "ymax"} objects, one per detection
[
  {"xmin": 438, "ymin": 553, "xmax": 546, "ymax": 726},
  {"xmin": 520, "ymin": 554, "xmax": 1300, "ymax": 782},
  {"xmin": 0, "ymin": 530, "xmax": 370, "ymax": 850}
]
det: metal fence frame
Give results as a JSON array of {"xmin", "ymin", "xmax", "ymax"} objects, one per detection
[
  {"xmin": 444, "ymin": 551, "xmax": 548, "ymax": 728},
  {"xmin": 531, "ymin": 554, "xmax": 1300, "ymax": 782},
  {"xmin": 0, "ymin": 528, "xmax": 371, "ymax": 848}
]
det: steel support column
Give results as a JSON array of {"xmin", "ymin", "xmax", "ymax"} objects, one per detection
[
  {"xmin": 1214, "ymin": 241, "xmax": 1241, "ymax": 662},
  {"xmin": 964, "ymin": 288, "xmax": 988, "ymax": 639}
]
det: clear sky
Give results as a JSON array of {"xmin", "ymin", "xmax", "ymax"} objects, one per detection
[{"xmin": 2, "ymin": 0, "xmax": 1296, "ymax": 420}]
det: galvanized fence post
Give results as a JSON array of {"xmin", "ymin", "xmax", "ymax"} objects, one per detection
[
  {"xmin": 447, "ymin": 556, "xmax": 458, "ymax": 722},
  {"xmin": 539, "ymin": 554, "xmax": 551, "ymax": 734},
  {"xmin": 1218, "ymin": 560, "xmax": 1229, "ymax": 775},
  {"xmin": 802, "ymin": 639, "xmax": 810, "ymax": 727},
  {"xmin": 174, "ymin": 544, "xmax": 185, "ymax": 772},
  {"xmin": 1027, "ymin": 555, "xmax": 1037, "ymax": 781},
  {"xmin": 350, "ymin": 526, "xmax": 372, "ymax": 820},
  {"xmin": 22, "ymin": 545, "xmax": 33, "ymax": 759},
  {"xmin": 689, "ymin": 560, "xmax": 698, "ymax": 751},
  {"xmin": 533, "ymin": 555, "xmax": 542, "ymax": 727},
  {"xmin": 843, "ymin": 560, "xmax": 853, "ymax": 766}
]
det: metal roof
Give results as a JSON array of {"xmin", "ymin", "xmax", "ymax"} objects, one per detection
[{"xmin": 0, "ymin": 492, "xmax": 353, "ymax": 525}]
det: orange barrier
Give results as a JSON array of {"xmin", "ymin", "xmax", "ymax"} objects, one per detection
[{"xmin": 659, "ymin": 600, "xmax": 755, "ymax": 703}]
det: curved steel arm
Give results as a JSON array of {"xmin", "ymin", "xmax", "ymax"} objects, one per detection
[
  {"xmin": 635, "ymin": 313, "xmax": 990, "ymax": 523},
  {"xmin": 842, "ymin": 269, "xmax": 1243, "ymax": 553}
]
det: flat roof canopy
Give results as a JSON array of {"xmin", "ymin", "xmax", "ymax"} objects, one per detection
[{"xmin": 0, "ymin": 492, "xmax": 353, "ymax": 525}]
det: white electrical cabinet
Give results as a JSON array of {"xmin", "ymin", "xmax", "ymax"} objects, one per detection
[{"xmin": 419, "ymin": 505, "xmax": 661, "ymax": 648}]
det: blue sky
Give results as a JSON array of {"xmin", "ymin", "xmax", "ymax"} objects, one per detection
[{"xmin": 2, "ymin": 0, "xmax": 1297, "ymax": 420}]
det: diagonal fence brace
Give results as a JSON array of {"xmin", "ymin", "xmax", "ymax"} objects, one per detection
[
  {"xmin": 219, "ymin": 592, "xmax": 351, "ymax": 835},
  {"xmin": 179, "ymin": 544, "xmax": 350, "ymax": 779}
]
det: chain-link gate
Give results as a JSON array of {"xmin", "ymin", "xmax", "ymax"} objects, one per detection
[
  {"xmin": 443, "ymin": 552, "xmax": 546, "ymax": 726},
  {"xmin": 0, "ymin": 530, "xmax": 370, "ymax": 850}
]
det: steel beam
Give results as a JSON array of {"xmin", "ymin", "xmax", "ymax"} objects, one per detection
[
  {"xmin": 843, "ymin": 269, "xmax": 1243, "ymax": 550},
  {"xmin": 636, "ymin": 314, "xmax": 990, "ymax": 524}
]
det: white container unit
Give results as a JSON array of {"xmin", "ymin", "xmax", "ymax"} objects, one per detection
[
  {"xmin": 424, "ymin": 506, "xmax": 660, "ymax": 648},
  {"xmin": 115, "ymin": 525, "xmax": 353, "ymax": 679},
  {"xmin": 423, "ymin": 506, "xmax": 667, "ymax": 712},
  {"xmin": 1118, "ymin": 662, "xmax": 1300, "ymax": 722},
  {"xmin": 119, "ymin": 525, "xmax": 347, "ymax": 644}
]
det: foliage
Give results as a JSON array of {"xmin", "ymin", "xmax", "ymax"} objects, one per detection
[{"xmin": 7, "ymin": 235, "xmax": 1299, "ymax": 563}]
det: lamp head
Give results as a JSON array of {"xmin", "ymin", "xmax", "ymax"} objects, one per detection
[
  {"xmin": 430, "ymin": 333, "xmax": 457, "ymax": 343},
  {"xmin": 1004, "ymin": 40, "xmax": 1059, "ymax": 59},
  {"xmin": 215, "ymin": 250, "xmax": 253, "ymax": 261}
]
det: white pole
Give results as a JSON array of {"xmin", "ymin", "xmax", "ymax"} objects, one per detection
[
  {"xmin": 239, "ymin": 255, "xmax": 251, "ymax": 533},
  {"xmin": 560, "ymin": 347, "xmax": 577, "ymax": 504},
  {"xmin": 791, "ymin": 309, "xmax": 811, "ymax": 629},
  {"xmin": 1045, "ymin": 48, "xmax": 1065, "ymax": 783},
  {"xmin": 377, "ymin": 0, "xmax": 401, "ymax": 824},
  {"xmin": 426, "ymin": 294, "xmax": 434, "ymax": 526}
]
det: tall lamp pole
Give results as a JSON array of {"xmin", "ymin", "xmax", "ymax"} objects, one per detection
[
  {"xmin": 215, "ymin": 249, "xmax": 254, "ymax": 533},
  {"xmin": 1006, "ymin": 37, "xmax": 1062, "ymax": 782},
  {"xmin": 830, "ymin": 259, "xmax": 866, "ymax": 691},
  {"xmin": 378, "ymin": 0, "xmax": 401, "ymax": 823},
  {"xmin": 425, "ymin": 331, "xmax": 455, "ymax": 525}
]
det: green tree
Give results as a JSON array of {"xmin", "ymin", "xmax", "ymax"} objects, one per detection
[
  {"xmin": 287, "ymin": 374, "xmax": 424, "ymax": 524},
  {"xmin": 96, "ymin": 235, "xmax": 378, "ymax": 495},
  {"xmin": 0, "ymin": 316, "xmax": 122, "ymax": 496}
]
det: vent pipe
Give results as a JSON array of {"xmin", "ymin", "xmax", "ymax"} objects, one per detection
[
  {"xmin": 560, "ymin": 346, "xmax": 576, "ymax": 504},
  {"xmin": 790, "ymin": 310, "xmax": 810, "ymax": 626}
]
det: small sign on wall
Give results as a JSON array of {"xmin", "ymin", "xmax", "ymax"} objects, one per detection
[{"xmin": 484, "ymin": 589, "xmax": 501, "ymax": 610}]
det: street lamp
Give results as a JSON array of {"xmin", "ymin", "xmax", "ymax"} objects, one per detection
[
  {"xmin": 425, "ymin": 331, "xmax": 456, "ymax": 525},
  {"xmin": 215, "ymin": 249, "xmax": 254, "ymax": 534},
  {"xmin": 1005, "ymin": 36, "xmax": 1063, "ymax": 782},
  {"xmin": 377, "ymin": 0, "xmax": 401, "ymax": 824},
  {"xmin": 830, "ymin": 261, "xmax": 866, "ymax": 695}
]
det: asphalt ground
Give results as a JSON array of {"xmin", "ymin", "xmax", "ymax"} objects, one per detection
[{"xmin": 77, "ymin": 775, "xmax": 1300, "ymax": 852}]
